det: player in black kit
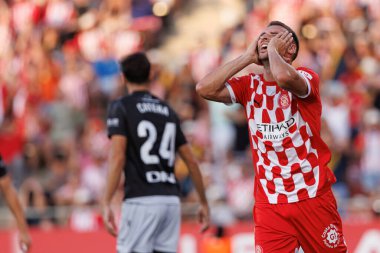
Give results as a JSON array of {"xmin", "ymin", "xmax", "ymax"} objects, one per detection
[{"xmin": 102, "ymin": 52, "xmax": 210, "ymax": 253}]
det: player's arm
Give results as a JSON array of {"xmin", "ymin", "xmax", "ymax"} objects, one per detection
[
  {"xmin": 196, "ymin": 38, "xmax": 261, "ymax": 103},
  {"xmin": 267, "ymin": 31, "xmax": 309, "ymax": 97},
  {"xmin": 102, "ymin": 135, "xmax": 127, "ymax": 237},
  {"xmin": 0, "ymin": 175, "xmax": 31, "ymax": 252},
  {"xmin": 178, "ymin": 144, "xmax": 210, "ymax": 232}
]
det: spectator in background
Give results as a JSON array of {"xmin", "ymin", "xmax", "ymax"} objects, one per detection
[
  {"xmin": 322, "ymin": 82, "xmax": 350, "ymax": 184},
  {"xmin": 190, "ymin": 38, "xmax": 220, "ymax": 83},
  {"xmin": 81, "ymin": 131, "xmax": 108, "ymax": 203},
  {"xmin": 359, "ymin": 109, "xmax": 380, "ymax": 195}
]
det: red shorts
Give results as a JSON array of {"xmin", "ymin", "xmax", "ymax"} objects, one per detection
[{"xmin": 254, "ymin": 190, "xmax": 347, "ymax": 253}]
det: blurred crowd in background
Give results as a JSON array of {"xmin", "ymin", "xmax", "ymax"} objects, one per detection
[{"xmin": 1, "ymin": 0, "xmax": 380, "ymax": 231}]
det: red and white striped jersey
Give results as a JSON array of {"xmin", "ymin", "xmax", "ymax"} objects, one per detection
[{"xmin": 226, "ymin": 67, "xmax": 336, "ymax": 204}]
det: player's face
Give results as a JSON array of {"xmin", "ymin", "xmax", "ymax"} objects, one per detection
[{"xmin": 257, "ymin": 25, "xmax": 288, "ymax": 62}]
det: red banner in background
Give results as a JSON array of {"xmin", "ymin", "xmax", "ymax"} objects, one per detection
[{"xmin": 1, "ymin": 221, "xmax": 380, "ymax": 253}]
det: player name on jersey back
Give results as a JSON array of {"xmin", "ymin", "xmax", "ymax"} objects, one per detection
[{"xmin": 136, "ymin": 102, "xmax": 169, "ymax": 116}]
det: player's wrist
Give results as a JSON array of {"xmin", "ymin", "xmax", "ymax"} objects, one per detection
[
  {"xmin": 17, "ymin": 223, "xmax": 28, "ymax": 232},
  {"xmin": 102, "ymin": 199, "xmax": 112, "ymax": 208},
  {"xmin": 242, "ymin": 52, "xmax": 256, "ymax": 64},
  {"xmin": 199, "ymin": 200, "xmax": 209, "ymax": 207},
  {"xmin": 267, "ymin": 44, "xmax": 277, "ymax": 53}
]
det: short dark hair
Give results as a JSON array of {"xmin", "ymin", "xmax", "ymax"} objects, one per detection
[
  {"xmin": 268, "ymin": 21, "xmax": 299, "ymax": 61},
  {"xmin": 120, "ymin": 52, "xmax": 151, "ymax": 84}
]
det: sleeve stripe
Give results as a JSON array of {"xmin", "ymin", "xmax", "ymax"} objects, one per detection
[
  {"xmin": 297, "ymin": 72, "xmax": 312, "ymax": 99},
  {"xmin": 225, "ymin": 82, "xmax": 237, "ymax": 104}
]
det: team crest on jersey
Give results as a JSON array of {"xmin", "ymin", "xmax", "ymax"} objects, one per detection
[
  {"xmin": 322, "ymin": 224, "xmax": 341, "ymax": 248},
  {"xmin": 278, "ymin": 91, "xmax": 291, "ymax": 109},
  {"xmin": 255, "ymin": 245, "xmax": 263, "ymax": 253}
]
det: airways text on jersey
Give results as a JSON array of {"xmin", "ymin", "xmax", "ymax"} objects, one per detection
[
  {"xmin": 226, "ymin": 68, "xmax": 334, "ymax": 204},
  {"xmin": 256, "ymin": 117, "xmax": 296, "ymax": 141}
]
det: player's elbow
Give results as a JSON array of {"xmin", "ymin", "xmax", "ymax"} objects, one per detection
[
  {"xmin": 275, "ymin": 71, "xmax": 298, "ymax": 90},
  {"xmin": 110, "ymin": 152, "xmax": 125, "ymax": 171},
  {"xmin": 115, "ymin": 155, "xmax": 126, "ymax": 169},
  {"xmin": 196, "ymin": 80, "xmax": 221, "ymax": 101},
  {"xmin": 185, "ymin": 160, "xmax": 198, "ymax": 172},
  {"xmin": 195, "ymin": 81, "xmax": 208, "ymax": 98}
]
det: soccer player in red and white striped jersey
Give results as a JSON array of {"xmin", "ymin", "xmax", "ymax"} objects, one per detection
[{"xmin": 196, "ymin": 21, "xmax": 348, "ymax": 252}]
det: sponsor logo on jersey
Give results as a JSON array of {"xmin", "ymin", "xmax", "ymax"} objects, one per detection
[
  {"xmin": 107, "ymin": 118, "xmax": 119, "ymax": 127},
  {"xmin": 146, "ymin": 171, "xmax": 176, "ymax": 184},
  {"xmin": 256, "ymin": 117, "xmax": 295, "ymax": 141},
  {"xmin": 322, "ymin": 224, "xmax": 341, "ymax": 248},
  {"xmin": 137, "ymin": 103, "xmax": 169, "ymax": 116},
  {"xmin": 278, "ymin": 91, "xmax": 291, "ymax": 109}
]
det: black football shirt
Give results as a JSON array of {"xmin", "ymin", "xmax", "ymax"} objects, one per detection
[{"xmin": 107, "ymin": 91, "xmax": 187, "ymax": 199}]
